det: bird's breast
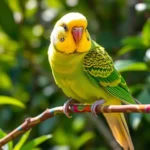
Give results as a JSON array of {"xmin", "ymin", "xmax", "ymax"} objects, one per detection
[{"xmin": 49, "ymin": 46, "xmax": 108, "ymax": 103}]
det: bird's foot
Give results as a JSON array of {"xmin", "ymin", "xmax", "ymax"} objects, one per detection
[
  {"xmin": 63, "ymin": 99, "xmax": 78, "ymax": 118},
  {"xmin": 91, "ymin": 100, "xmax": 105, "ymax": 117}
]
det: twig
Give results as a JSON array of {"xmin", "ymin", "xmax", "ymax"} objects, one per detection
[{"xmin": 0, "ymin": 104, "xmax": 150, "ymax": 148}]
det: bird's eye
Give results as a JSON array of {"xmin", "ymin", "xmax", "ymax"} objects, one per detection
[
  {"xmin": 62, "ymin": 24, "xmax": 68, "ymax": 31},
  {"xmin": 60, "ymin": 37, "xmax": 65, "ymax": 42}
]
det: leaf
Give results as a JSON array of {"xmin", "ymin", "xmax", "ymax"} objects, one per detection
[
  {"xmin": 20, "ymin": 134, "xmax": 52, "ymax": 150},
  {"xmin": 72, "ymin": 116, "xmax": 86, "ymax": 132},
  {"xmin": 0, "ymin": 0, "xmax": 19, "ymax": 40},
  {"xmin": 0, "ymin": 72, "xmax": 12, "ymax": 89},
  {"xmin": 121, "ymin": 36, "xmax": 144, "ymax": 48},
  {"xmin": 0, "ymin": 96, "xmax": 25, "ymax": 109},
  {"xmin": 117, "ymin": 45, "xmax": 135, "ymax": 56},
  {"xmin": 74, "ymin": 131, "xmax": 95, "ymax": 149},
  {"xmin": 114, "ymin": 60, "xmax": 149, "ymax": 72},
  {"xmin": 0, "ymin": 129, "xmax": 13, "ymax": 150},
  {"xmin": 118, "ymin": 34, "xmax": 147, "ymax": 56},
  {"xmin": 142, "ymin": 19, "xmax": 150, "ymax": 46},
  {"xmin": 53, "ymin": 127, "xmax": 68, "ymax": 145},
  {"xmin": 14, "ymin": 130, "xmax": 31, "ymax": 150}
]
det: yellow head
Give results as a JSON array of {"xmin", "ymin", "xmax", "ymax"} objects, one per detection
[{"xmin": 50, "ymin": 12, "xmax": 91, "ymax": 54}]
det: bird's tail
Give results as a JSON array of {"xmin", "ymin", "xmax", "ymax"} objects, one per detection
[{"xmin": 103, "ymin": 100, "xmax": 134, "ymax": 150}]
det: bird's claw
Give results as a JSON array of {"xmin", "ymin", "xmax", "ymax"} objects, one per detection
[
  {"xmin": 63, "ymin": 99, "xmax": 78, "ymax": 118},
  {"xmin": 91, "ymin": 100, "xmax": 105, "ymax": 117}
]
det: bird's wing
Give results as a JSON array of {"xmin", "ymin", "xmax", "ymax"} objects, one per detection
[{"xmin": 83, "ymin": 46, "xmax": 135, "ymax": 104}]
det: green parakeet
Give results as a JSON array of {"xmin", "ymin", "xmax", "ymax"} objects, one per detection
[{"xmin": 48, "ymin": 12, "xmax": 135, "ymax": 150}]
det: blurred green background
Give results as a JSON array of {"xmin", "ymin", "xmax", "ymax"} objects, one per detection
[{"xmin": 0, "ymin": 0, "xmax": 150, "ymax": 150}]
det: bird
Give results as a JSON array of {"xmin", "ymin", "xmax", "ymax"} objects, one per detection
[{"xmin": 48, "ymin": 12, "xmax": 136, "ymax": 150}]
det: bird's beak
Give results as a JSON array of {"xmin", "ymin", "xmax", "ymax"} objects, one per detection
[{"xmin": 72, "ymin": 27, "xmax": 83, "ymax": 44}]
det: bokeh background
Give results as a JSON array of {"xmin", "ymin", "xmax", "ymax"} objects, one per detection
[{"xmin": 0, "ymin": 0, "xmax": 150, "ymax": 150}]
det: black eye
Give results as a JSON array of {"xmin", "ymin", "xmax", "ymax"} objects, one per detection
[
  {"xmin": 60, "ymin": 37, "xmax": 65, "ymax": 42},
  {"xmin": 62, "ymin": 24, "xmax": 68, "ymax": 31},
  {"xmin": 87, "ymin": 37, "xmax": 89, "ymax": 41}
]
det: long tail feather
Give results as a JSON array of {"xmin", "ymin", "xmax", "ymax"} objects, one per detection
[{"xmin": 103, "ymin": 112, "xmax": 134, "ymax": 150}]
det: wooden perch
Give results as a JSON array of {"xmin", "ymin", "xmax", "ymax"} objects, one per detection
[{"xmin": 0, "ymin": 104, "xmax": 150, "ymax": 148}]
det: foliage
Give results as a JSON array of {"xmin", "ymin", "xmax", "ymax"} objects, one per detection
[
  {"xmin": 0, "ymin": 96, "xmax": 25, "ymax": 108},
  {"xmin": 0, "ymin": 129, "xmax": 52, "ymax": 150},
  {"xmin": 0, "ymin": 0, "xmax": 150, "ymax": 149}
]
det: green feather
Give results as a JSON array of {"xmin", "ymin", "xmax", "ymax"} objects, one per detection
[{"xmin": 83, "ymin": 44, "xmax": 135, "ymax": 104}]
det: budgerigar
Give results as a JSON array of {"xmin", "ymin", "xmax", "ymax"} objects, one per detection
[{"xmin": 48, "ymin": 12, "xmax": 136, "ymax": 150}]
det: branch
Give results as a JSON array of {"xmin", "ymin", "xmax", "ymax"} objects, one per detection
[{"xmin": 0, "ymin": 104, "xmax": 150, "ymax": 148}]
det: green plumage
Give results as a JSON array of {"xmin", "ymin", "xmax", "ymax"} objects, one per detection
[
  {"xmin": 83, "ymin": 45, "xmax": 135, "ymax": 104},
  {"xmin": 49, "ymin": 13, "xmax": 135, "ymax": 149},
  {"xmin": 49, "ymin": 40, "xmax": 135, "ymax": 104}
]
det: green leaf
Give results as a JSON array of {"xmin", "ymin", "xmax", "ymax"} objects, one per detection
[
  {"xmin": 20, "ymin": 134, "xmax": 52, "ymax": 150},
  {"xmin": 117, "ymin": 45, "xmax": 135, "ymax": 56},
  {"xmin": 142, "ymin": 19, "xmax": 150, "ymax": 46},
  {"xmin": 0, "ymin": 0, "xmax": 19, "ymax": 40},
  {"xmin": 117, "ymin": 36, "xmax": 146, "ymax": 56},
  {"xmin": 14, "ymin": 130, "xmax": 31, "ymax": 150},
  {"xmin": 72, "ymin": 116, "xmax": 86, "ymax": 132},
  {"xmin": 0, "ymin": 96, "xmax": 25, "ymax": 109},
  {"xmin": 74, "ymin": 131, "xmax": 94, "ymax": 149},
  {"xmin": 121, "ymin": 36, "xmax": 144, "ymax": 49},
  {"xmin": 114, "ymin": 60, "xmax": 149, "ymax": 72},
  {"xmin": 0, "ymin": 72, "xmax": 12, "ymax": 89},
  {"xmin": 0, "ymin": 129, "xmax": 13, "ymax": 150},
  {"xmin": 53, "ymin": 127, "xmax": 68, "ymax": 145}
]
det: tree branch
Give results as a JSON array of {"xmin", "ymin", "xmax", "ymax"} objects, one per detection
[{"xmin": 0, "ymin": 104, "xmax": 150, "ymax": 148}]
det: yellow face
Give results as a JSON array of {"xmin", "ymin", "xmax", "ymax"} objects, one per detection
[{"xmin": 51, "ymin": 13, "xmax": 91, "ymax": 54}]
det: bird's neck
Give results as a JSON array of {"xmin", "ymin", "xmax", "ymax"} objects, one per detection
[
  {"xmin": 49, "ymin": 44, "xmax": 87, "ymax": 65},
  {"xmin": 48, "ymin": 40, "xmax": 100, "ymax": 68}
]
